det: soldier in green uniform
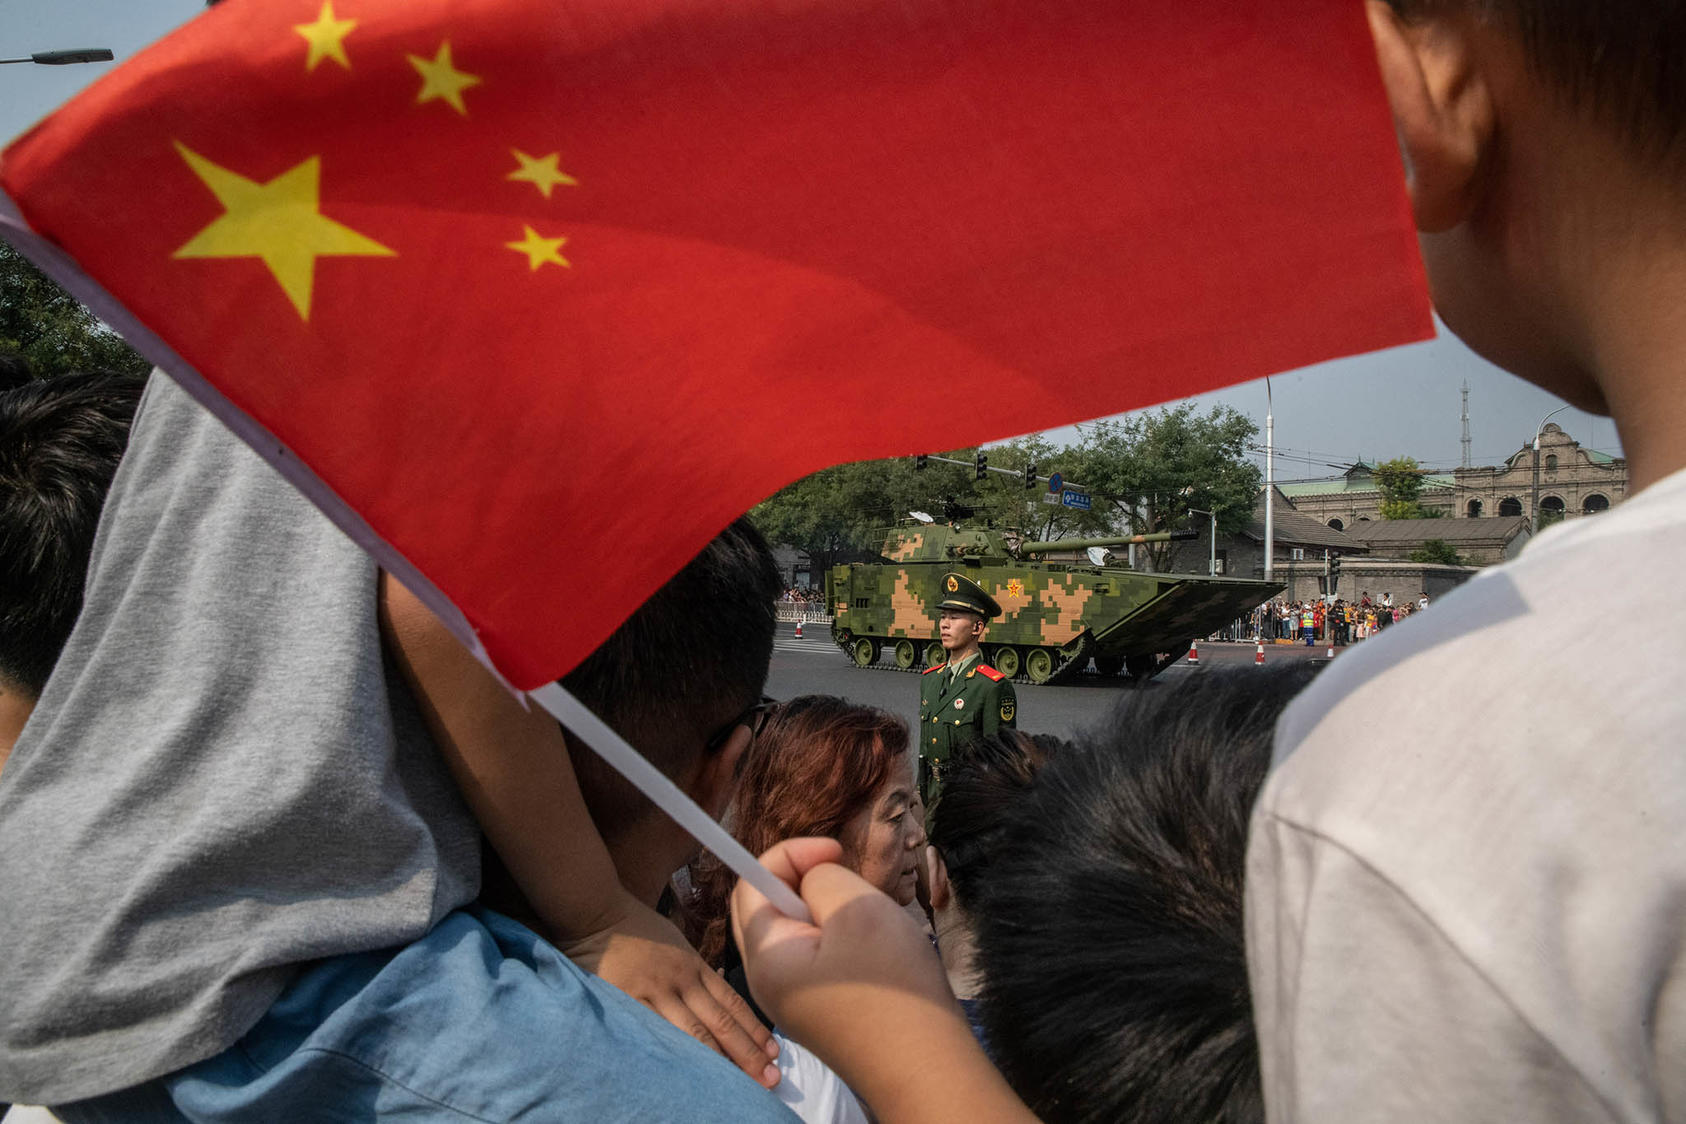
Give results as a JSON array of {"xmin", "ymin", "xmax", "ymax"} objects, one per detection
[{"xmin": 918, "ymin": 572, "xmax": 1017, "ymax": 803}]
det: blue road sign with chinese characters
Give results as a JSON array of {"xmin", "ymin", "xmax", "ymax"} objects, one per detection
[{"xmin": 1061, "ymin": 490, "xmax": 1091, "ymax": 510}]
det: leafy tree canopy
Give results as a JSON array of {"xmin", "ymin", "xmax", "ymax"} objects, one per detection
[
  {"xmin": 750, "ymin": 403, "xmax": 1262, "ymax": 576},
  {"xmin": 1409, "ymin": 539, "xmax": 1465, "ymax": 566},
  {"xmin": 1, "ymin": 242, "xmax": 151, "ymax": 381},
  {"xmin": 1373, "ymin": 456, "xmax": 1435, "ymax": 519}
]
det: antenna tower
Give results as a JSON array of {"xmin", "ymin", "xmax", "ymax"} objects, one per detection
[{"xmin": 1460, "ymin": 381, "xmax": 1472, "ymax": 469}]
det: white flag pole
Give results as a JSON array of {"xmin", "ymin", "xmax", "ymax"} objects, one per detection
[{"xmin": 528, "ymin": 682, "xmax": 813, "ymax": 924}]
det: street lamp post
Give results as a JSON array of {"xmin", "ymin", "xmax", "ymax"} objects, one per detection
[
  {"xmin": 1189, "ymin": 508, "xmax": 1216, "ymax": 575},
  {"xmin": 1531, "ymin": 405, "xmax": 1570, "ymax": 534},
  {"xmin": 0, "ymin": 49, "xmax": 115, "ymax": 66}
]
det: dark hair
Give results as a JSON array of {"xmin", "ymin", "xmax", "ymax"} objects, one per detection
[
  {"xmin": 926, "ymin": 731, "xmax": 1063, "ymax": 912},
  {"xmin": 0, "ymin": 372, "xmax": 144, "ymax": 695},
  {"xmin": 688, "ymin": 694, "xmax": 909, "ymax": 967},
  {"xmin": 972, "ymin": 664, "xmax": 1320, "ymax": 1124},
  {"xmin": 1386, "ymin": 0, "xmax": 1686, "ymax": 159},
  {"xmin": 560, "ymin": 516, "xmax": 781, "ymax": 839},
  {"xmin": 0, "ymin": 352, "xmax": 32, "ymax": 394}
]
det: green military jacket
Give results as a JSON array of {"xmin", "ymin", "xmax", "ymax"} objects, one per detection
[{"xmin": 918, "ymin": 651, "xmax": 1016, "ymax": 801}]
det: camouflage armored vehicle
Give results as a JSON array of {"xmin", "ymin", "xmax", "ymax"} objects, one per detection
[{"xmin": 828, "ymin": 522, "xmax": 1282, "ymax": 685}]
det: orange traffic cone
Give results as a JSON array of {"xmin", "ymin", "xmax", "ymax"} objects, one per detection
[
  {"xmin": 1186, "ymin": 641, "xmax": 1200, "ymax": 666},
  {"xmin": 1254, "ymin": 642, "xmax": 1265, "ymax": 666},
  {"xmin": 794, "ymin": 620, "xmax": 803, "ymax": 639},
  {"xmin": 1326, "ymin": 644, "xmax": 1335, "ymax": 659}
]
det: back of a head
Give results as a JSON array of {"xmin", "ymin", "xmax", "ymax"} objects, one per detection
[
  {"xmin": 926, "ymin": 730, "xmax": 1062, "ymax": 915},
  {"xmin": 0, "ymin": 372, "xmax": 144, "ymax": 696},
  {"xmin": 1386, "ymin": 0, "xmax": 1686, "ymax": 163},
  {"xmin": 973, "ymin": 664, "xmax": 1320, "ymax": 1124},
  {"xmin": 560, "ymin": 516, "xmax": 781, "ymax": 839}
]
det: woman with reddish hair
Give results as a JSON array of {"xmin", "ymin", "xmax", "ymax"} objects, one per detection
[{"xmin": 686, "ymin": 695, "xmax": 924, "ymax": 1124}]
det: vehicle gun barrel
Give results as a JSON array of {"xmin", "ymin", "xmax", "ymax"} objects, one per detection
[{"xmin": 1019, "ymin": 530, "xmax": 1196, "ymax": 553}]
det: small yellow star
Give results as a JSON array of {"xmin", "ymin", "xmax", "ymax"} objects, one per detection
[
  {"xmin": 408, "ymin": 41, "xmax": 480, "ymax": 116},
  {"xmin": 506, "ymin": 149, "xmax": 578, "ymax": 199},
  {"xmin": 505, "ymin": 226, "xmax": 570, "ymax": 271},
  {"xmin": 172, "ymin": 142, "xmax": 395, "ymax": 320},
  {"xmin": 294, "ymin": 2, "xmax": 357, "ymax": 71}
]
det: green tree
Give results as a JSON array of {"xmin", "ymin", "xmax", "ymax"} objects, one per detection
[
  {"xmin": 966, "ymin": 433, "xmax": 1107, "ymax": 542},
  {"xmin": 1070, "ymin": 404, "xmax": 1261, "ymax": 569},
  {"xmin": 1374, "ymin": 456, "xmax": 1435, "ymax": 520},
  {"xmin": 1409, "ymin": 539, "xmax": 1465, "ymax": 566},
  {"xmin": 0, "ymin": 241, "xmax": 151, "ymax": 379}
]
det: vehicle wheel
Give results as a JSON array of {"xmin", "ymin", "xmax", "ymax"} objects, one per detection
[
  {"xmin": 1025, "ymin": 647, "xmax": 1056, "ymax": 684},
  {"xmin": 852, "ymin": 637, "xmax": 881, "ymax": 667},
  {"xmin": 994, "ymin": 645, "xmax": 1021, "ymax": 679},
  {"xmin": 1094, "ymin": 655, "xmax": 1124, "ymax": 677},
  {"xmin": 894, "ymin": 639, "xmax": 918, "ymax": 669},
  {"xmin": 925, "ymin": 642, "xmax": 947, "ymax": 669}
]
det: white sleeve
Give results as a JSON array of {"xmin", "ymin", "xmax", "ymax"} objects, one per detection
[
  {"xmin": 772, "ymin": 1032, "xmax": 872, "ymax": 1124},
  {"xmin": 1245, "ymin": 814, "xmax": 1619, "ymax": 1124}
]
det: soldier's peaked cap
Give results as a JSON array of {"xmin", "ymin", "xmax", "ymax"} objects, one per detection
[{"xmin": 937, "ymin": 572, "xmax": 1001, "ymax": 619}]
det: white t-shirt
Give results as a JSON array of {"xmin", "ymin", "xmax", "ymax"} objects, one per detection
[
  {"xmin": 1246, "ymin": 465, "xmax": 1686, "ymax": 1123},
  {"xmin": 772, "ymin": 1031, "xmax": 870, "ymax": 1124}
]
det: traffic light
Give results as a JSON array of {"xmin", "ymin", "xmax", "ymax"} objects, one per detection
[
  {"xmin": 913, "ymin": 454, "xmax": 928, "ymax": 471},
  {"xmin": 1327, "ymin": 552, "xmax": 1341, "ymax": 592},
  {"xmin": 974, "ymin": 450, "xmax": 988, "ymax": 480},
  {"xmin": 1023, "ymin": 462, "xmax": 1037, "ymax": 489}
]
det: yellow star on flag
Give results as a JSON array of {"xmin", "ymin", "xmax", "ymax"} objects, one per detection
[
  {"xmin": 505, "ymin": 226, "xmax": 570, "ymax": 271},
  {"xmin": 409, "ymin": 42, "xmax": 480, "ymax": 116},
  {"xmin": 171, "ymin": 142, "xmax": 395, "ymax": 321},
  {"xmin": 507, "ymin": 150, "xmax": 578, "ymax": 199},
  {"xmin": 293, "ymin": 2, "xmax": 357, "ymax": 71}
]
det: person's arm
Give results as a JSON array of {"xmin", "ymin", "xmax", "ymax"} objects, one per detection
[
  {"xmin": 379, "ymin": 573, "xmax": 778, "ymax": 1086},
  {"xmin": 733, "ymin": 838, "xmax": 1036, "ymax": 1124}
]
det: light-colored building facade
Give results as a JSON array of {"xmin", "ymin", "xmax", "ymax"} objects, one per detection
[
  {"xmin": 1452, "ymin": 422, "xmax": 1625, "ymax": 523},
  {"xmin": 1276, "ymin": 424, "xmax": 1625, "ymax": 531}
]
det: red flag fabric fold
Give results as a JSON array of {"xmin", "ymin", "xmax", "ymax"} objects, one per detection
[{"xmin": 1, "ymin": 0, "xmax": 1430, "ymax": 688}]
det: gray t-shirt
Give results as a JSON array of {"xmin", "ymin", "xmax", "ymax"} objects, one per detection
[
  {"xmin": 1247, "ymin": 465, "xmax": 1686, "ymax": 1122},
  {"xmin": 0, "ymin": 375, "xmax": 480, "ymax": 1105}
]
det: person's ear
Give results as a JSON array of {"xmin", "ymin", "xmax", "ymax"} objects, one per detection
[
  {"xmin": 694, "ymin": 724, "xmax": 751, "ymax": 820},
  {"xmin": 1365, "ymin": 0, "xmax": 1494, "ymax": 232},
  {"xmin": 921, "ymin": 846, "xmax": 952, "ymax": 912}
]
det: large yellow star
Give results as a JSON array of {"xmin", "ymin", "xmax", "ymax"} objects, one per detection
[
  {"xmin": 408, "ymin": 42, "xmax": 480, "ymax": 116},
  {"xmin": 171, "ymin": 142, "xmax": 395, "ymax": 321},
  {"xmin": 294, "ymin": 2, "xmax": 357, "ymax": 71},
  {"xmin": 507, "ymin": 149, "xmax": 578, "ymax": 199},
  {"xmin": 505, "ymin": 226, "xmax": 570, "ymax": 271}
]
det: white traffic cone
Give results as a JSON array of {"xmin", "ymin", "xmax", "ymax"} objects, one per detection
[
  {"xmin": 1326, "ymin": 643, "xmax": 1335, "ymax": 659},
  {"xmin": 1186, "ymin": 641, "xmax": 1200, "ymax": 666},
  {"xmin": 1254, "ymin": 642, "xmax": 1265, "ymax": 666},
  {"xmin": 794, "ymin": 620, "xmax": 803, "ymax": 639}
]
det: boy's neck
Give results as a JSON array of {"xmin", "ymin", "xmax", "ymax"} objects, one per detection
[
  {"xmin": 1500, "ymin": 114, "xmax": 1686, "ymax": 493},
  {"xmin": 0, "ymin": 685, "xmax": 34, "ymax": 774}
]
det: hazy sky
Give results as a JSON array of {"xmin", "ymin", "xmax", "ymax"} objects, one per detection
[{"xmin": 3, "ymin": 2, "xmax": 1622, "ymax": 481}]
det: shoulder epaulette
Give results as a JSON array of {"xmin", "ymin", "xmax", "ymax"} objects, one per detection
[
  {"xmin": 977, "ymin": 665, "xmax": 1006, "ymax": 681},
  {"xmin": 922, "ymin": 663, "xmax": 946, "ymax": 675}
]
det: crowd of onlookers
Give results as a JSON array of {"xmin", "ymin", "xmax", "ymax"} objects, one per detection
[
  {"xmin": 778, "ymin": 587, "xmax": 826, "ymax": 604},
  {"xmin": 1231, "ymin": 591, "xmax": 1432, "ymax": 646}
]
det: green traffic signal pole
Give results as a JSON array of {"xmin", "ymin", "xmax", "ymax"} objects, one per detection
[{"xmin": 0, "ymin": 49, "xmax": 115, "ymax": 65}]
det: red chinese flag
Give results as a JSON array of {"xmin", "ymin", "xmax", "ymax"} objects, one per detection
[{"xmin": 0, "ymin": 0, "xmax": 1429, "ymax": 689}]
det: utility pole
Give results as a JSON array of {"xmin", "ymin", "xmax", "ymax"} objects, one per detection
[
  {"xmin": 1263, "ymin": 377, "xmax": 1275, "ymax": 581},
  {"xmin": 1532, "ymin": 405, "xmax": 1570, "ymax": 533},
  {"xmin": 1189, "ymin": 508, "xmax": 1216, "ymax": 575},
  {"xmin": 1460, "ymin": 381, "xmax": 1471, "ymax": 470}
]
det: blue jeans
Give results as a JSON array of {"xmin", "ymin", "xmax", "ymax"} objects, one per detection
[{"xmin": 55, "ymin": 908, "xmax": 796, "ymax": 1123}]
